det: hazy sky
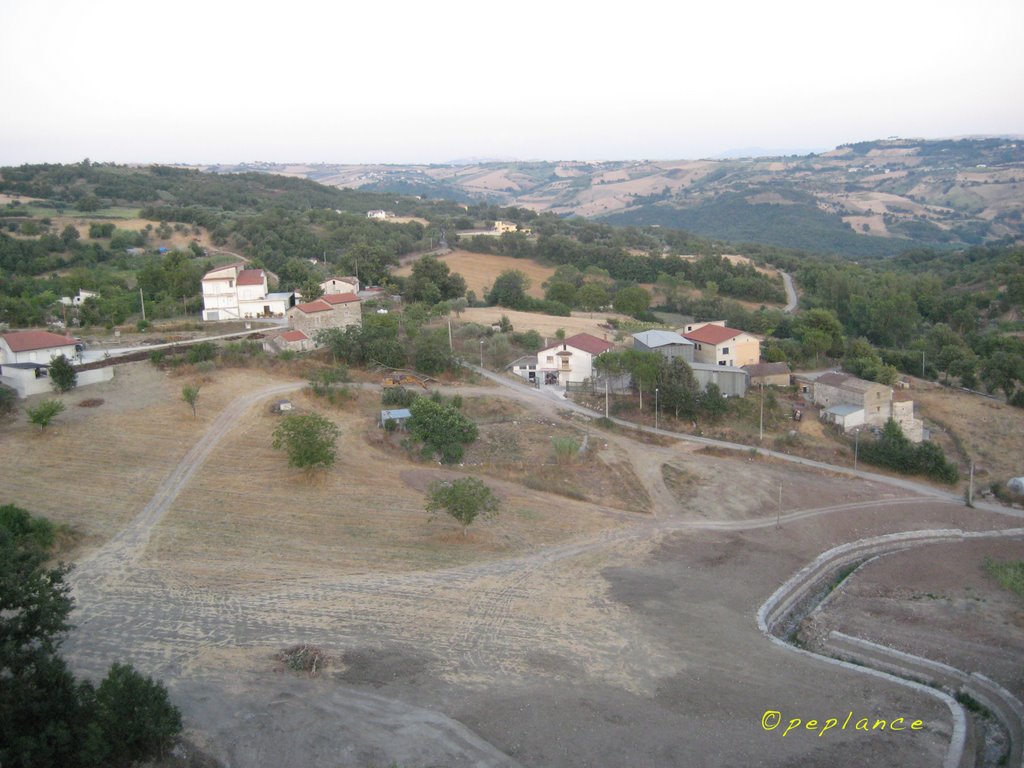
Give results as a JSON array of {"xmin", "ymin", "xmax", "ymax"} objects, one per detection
[{"xmin": 2, "ymin": 0, "xmax": 1022, "ymax": 165}]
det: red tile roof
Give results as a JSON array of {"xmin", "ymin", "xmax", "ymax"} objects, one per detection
[
  {"xmin": 281, "ymin": 330, "xmax": 309, "ymax": 342},
  {"xmin": 1, "ymin": 330, "xmax": 78, "ymax": 353},
  {"xmin": 561, "ymin": 333, "xmax": 614, "ymax": 356},
  {"xmin": 293, "ymin": 300, "xmax": 333, "ymax": 314},
  {"xmin": 683, "ymin": 325, "xmax": 746, "ymax": 345},
  {"xmin": 236, "ymin": 269, "xmax": 265, "ymax": 286},
  {"xmin": 321, "ymin": 292, "xmax": 360, "ymax": 305}
]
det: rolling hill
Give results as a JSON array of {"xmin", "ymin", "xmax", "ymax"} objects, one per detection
[{"xmin": 198, "ymin": 137, "xmax": 1024, "ymax": 258}]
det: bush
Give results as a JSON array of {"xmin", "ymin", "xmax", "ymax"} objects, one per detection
[
  {"xmin": 0, "ymin": 383, "xmax": 15, "ymax": 416},
  {"xmin": 857, "ymin": 420, "xmax": 959, "ymax": 483},
  {"xmin": 49, "ymin": 355, "xmax": 77, "ymax": 393},
  {"xmin": 552, "ymin": 436, "xmax": 580, "ymax": 464},
  {"xmin": 185, "ymin": 341, "xmax": 217, "ymax": 364},
  {"xmin": 382, "ymin": 387, "xmax": 418, "ymax": 407}
]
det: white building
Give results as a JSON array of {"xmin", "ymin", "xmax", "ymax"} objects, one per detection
[
  {"xmin": 367, "ymin": 210, "xmax": 387, "ymax": 219},
  {"xmin": 201, "ymin": 264, "xmax": 292, "ymax": 321},
  {"xmin": 0, "ymin": 330, "xmax": 79, "ymax": 364},
  {"xmin": 535, "ymin": 333, "xmax": 614, "ymax": 386}
]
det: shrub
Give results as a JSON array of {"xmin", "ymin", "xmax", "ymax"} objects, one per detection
[
  {"xmin": 0, "ymin": 383, "xmax": 15, "ymax": 416},
  {"xmin": 49, "ymin": 355, "xmax": 77, "ymax": 393},
  {"xmin": 382, "ymin": 387, "xmax": 418, "ymax": 407},
  {"xmin": 185, "ymin": 341, "xmax": 217, "ymax": 364},
  {"xmin": 91, "ymin": 663, "xmax": 182, "ymax": 766},
  {"xmin": 552, "ymin": 436, "xmax": 580, "ymax": 464}
]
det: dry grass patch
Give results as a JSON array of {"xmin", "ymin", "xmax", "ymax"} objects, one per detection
[
  {"xmin": 913, "ymin": 383, "xmax": 1024, "ymax": 485},
  {"xmin": 459, "ymin": 308, "xmax": 629, "ymax": 340},
  {"xmin": 395, "ymin": 250, "xmax": 555, "ymax": 299}
]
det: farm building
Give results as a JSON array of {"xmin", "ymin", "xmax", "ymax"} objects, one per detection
[
  {"xmin": 743, "ymin": 362, "xmax": 791, "ymax": 387},
  {"xmin": 690, "ymin": 362, "xmax": 749, "ymax": 398},
  {"xmin": 632, "ymin": 330, "xmax": 695, "ymax": 362},
  {"xmin": 510, "ymin": 355, "xmax": 539, "ymax": 383},
  {"xmin": 288, "ymin": 293, "xmax": 362, "ymax": 338},
  {"xmin": 379, "ymin": 408, "xmax": 412, "ymax": 429},
  {"xmin": 261, "ymin": 329, "xmax": 314, "ymax": 355},
  {"xmin": 536, "ymin": 333, "xmax": 614, "ymax": 386},
  {"xmin": 797, "ymin": 370, "xmax": 924, "ymax": 442}
]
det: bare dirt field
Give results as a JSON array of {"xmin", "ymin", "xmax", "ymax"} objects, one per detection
[
  {"xmin": 809, "ymin": 539, "xmax": 1024, "ymax": 698},
  {"xmin": 394, "ymin": 250, "xmax": 556, "ymax": 299},
  {"xmin": 6, "ymin": 363, "xmax": 1022, "ymax": 767}
]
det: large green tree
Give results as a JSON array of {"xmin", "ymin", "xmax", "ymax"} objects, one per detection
[
  {"xmin": 408, "ymin": 398, "xmax": 478, "ymax": 463},
  {"xmin": 49, "ymin": 355, "xmax": 77, "ymax": 393},
  {"xmin": 272, "ymin": 412, "xmax": 341, "ymax": 471}
]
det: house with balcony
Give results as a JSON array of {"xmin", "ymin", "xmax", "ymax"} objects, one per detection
[
  {"xmin": 536, "ymin": 333, "xmax": 613, "ymax": 386},
  {"xmin": 201, "ymin": 264, "xmax": 292, "ymax": 321}
]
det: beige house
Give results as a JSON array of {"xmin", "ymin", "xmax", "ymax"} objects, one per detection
[
  {"xmin": 0, "ymin": 330, "xmax": 79, "ymax": 364},
  {"xmin": 682, "ymin": 324, "xmax": 761, "ymax": 367},
  {"xmin": 536, "ymin": 333, "xmax": 614, "ymax": 386},
  {"xmin": 320, "ymin": 276, "xmax": 360, "ymax": 295}
]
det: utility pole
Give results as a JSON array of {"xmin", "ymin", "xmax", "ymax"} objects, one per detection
[
  {"xmin": 139, "ymin": 288, "xmax": 146, "ymax": 321},
  {"xmin": 969, "ymin": 461, "xmax": 975, "ymax": 506},
  {"xmin": 655, "ymin": 387, "xmax": 659, "ymax": 431},
  {"xmin": 759, "ymin": 382, "xmax": 764, "ymax": 442},
  {"xmin": 854, "ymin": 429, "xmax": 860, "ymax": 470},
  {"xmin": 777, "ymin": 484, "xmax": 782, "ymax": 528},
  {"xmin": 479, "ymin": 339, "xmax": 484, "ymax": 369},
  {"xmin": 447, "ymin": 318, "xmax": 453, "ymax": 351},
  {"xmin": 921, "ymin": 350, "xmax": 926, "ymax": 378},
  {"xmin": 605, "ymin": 376, "xmax": 609, "ymax": 419}
]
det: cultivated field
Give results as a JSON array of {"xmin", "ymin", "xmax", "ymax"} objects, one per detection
[{"xmin": 458, "ymin": 307, "xmax": 632, "ymax": 340}]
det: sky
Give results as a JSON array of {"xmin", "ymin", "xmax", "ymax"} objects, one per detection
[{"xmin": 2, "ymin": 0, "xmax": 1022, "ymax": 166}]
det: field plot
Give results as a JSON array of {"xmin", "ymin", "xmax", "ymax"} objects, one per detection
[
  {"xmin": 0, "ymin": 364, "xmax": 294, "ymax": 557},
  {"xmin": 395, "ymin": 250, "xmax": 556, "ymax": 299},
  {"xmin": 145, "ymin": 389, "xmax": 629, "ymax": 587},
  {"xmin": 458, "ymin": 307, "xmax": 630, "ymax": 340}
]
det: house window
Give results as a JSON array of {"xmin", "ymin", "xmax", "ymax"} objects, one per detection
[
  {"xmin": 722, "ymin": 346, "xmax": 730, "ymax": 354},
  {"xmin": 546, "ymin": 356, "xmax": 554, "ymax": 364},
  {"xmin": 228, "ymin": 280, "xmax": 233, "ymax": 288}
]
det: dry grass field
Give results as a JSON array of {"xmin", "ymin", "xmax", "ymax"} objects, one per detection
[
  {"xmin": 144, "ymin": 388, "xmax": 630, "ymax": 587},
  {"xmin": 395, "ymin": 250, "xmax": 556, "ymax": 299},
  {"xmin": 458, "ymin": 307, "xmax": 631, "ymax": 340},
  {"xmin": 912, "ymin": 380, "xmax": 1024, "ymax": 486},
  {"xmin": 0, "ymin": 364, "xmax": 290, "ymax": 557}
]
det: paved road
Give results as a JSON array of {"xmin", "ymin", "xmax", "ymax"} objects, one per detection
[{"xmin": 779, "ymin": 269, "xmax": 799, "ymax": 312}]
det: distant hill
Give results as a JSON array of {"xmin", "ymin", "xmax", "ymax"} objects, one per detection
[{"xmin": 198, "ymin": 138, "xmax": 1024, "ymax": 257}]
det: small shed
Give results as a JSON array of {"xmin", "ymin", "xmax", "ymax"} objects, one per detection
[
  {"xmin": 821, "ymin": 404, "xmax": 865, "ymax": 432},
  {"xmin": 743, "ymin": 362, "xmax": 791, "ymax": 387},
  {"xmin": 379, "ymin": 408, "xmax": 412, "ymax": 430}
]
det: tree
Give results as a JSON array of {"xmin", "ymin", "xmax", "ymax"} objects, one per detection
[
  {"xmin": 408, "ymin": 398, "xmax": 478, "ymax": 463},
  {"xmin": 27, "ymin": 399, "xmax": 65, "ymax": 431},
  {"xmin": 59, "ymin": 225, "xmax": 80, "ymax": 248},
  {"xmin": 577, "ymin": 283, "xmax": 609, "ymax": 316},
  {"xmin": 612, "ymin": 285, "xmax": 651, "ymax": 317},
  {"xmin": 486, "ymin": 270, "xmax": 530, "ymax": 308},
  {"xmin": 181, "ymin": 384, "xmax": 200, "ymax": 419},
  {"xmin": 0, "ymin": 383, "xmax": 16, "ymax": 416},
  {"xmin": 272, "ymin": 412, "xmax": 341, "ymax": 471},
  {"xmin": 1, "ymin": 506, "xmax": 183, "ymax": 768},
  {"xmin": 426, "ymin": 477, "xmax": 499, "ymax": 537},
  {"xmin": 700, "ymin": 382, "xmax": 728, "ymax": 422},
  {"xmin": 49, "ymin": 355, "xmax": 77, "ymax": 393},
  {"xmin": 92, "ymin": 663, "xmax": 182, "ymax": 767}
]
